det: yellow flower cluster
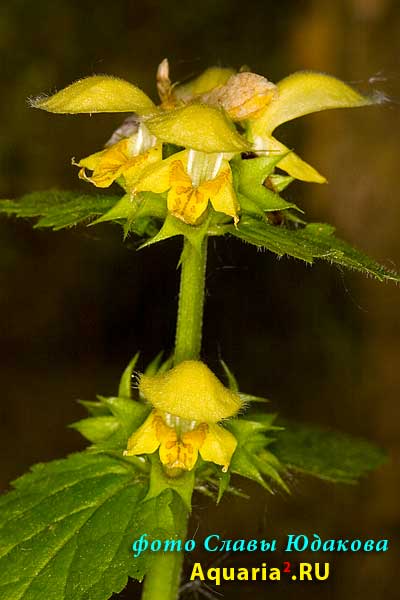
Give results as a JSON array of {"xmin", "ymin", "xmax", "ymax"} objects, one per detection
[{"xmin": 33, "ymin": 59, "xmax": 373, "ymax": 226}]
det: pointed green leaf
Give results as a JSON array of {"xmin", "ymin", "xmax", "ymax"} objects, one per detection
[
  {"xmin": 139, "ymin": 213, "xmax": 210, "ymax": 253},
  {"xmin": 217, "ymin": 470, "xmax": 231, "ymax": 504},
  {"xmin": 235, "ymin": 155, "xmax": 301, "ymax": 212},
  {"xmin": 220, "ymin": 360, "xmax": 239, "ymax": 392},
  {"xmin": 227, "ymin": 416, "xmax": 287, "ymax": 493},
  {"xmin": 146, "ymin": 104, "xmax": 250, "ymax": 153},
  {"xmin": 0, "ymin": 452, "xmax": 177, "ymax": 600},
  {"xmin": 232, "ymin": 216, "xmax": 315, "ymax": 262},
  {"xmin": 118, "ymin": 353, "xmax": 140, "ymax": 398},
  {"xmin": 272, "ymin": 419, "xmax": 386, "ymax": 483},
  {"xmin": 70, "ymin": 416, "xmax": 119, "ymax": 443},
  {"xmin": 93, "ymin": 192, "xmax": 167, "ymax": 227},
  {"xmin": 238, "ymin": 393, "xmax": 270, "ymax": 404},
  {"xmin": 0, "ymin": 191, "xmax": 118, "ymax": 230},
  {"xmin": 31, "ymin": 76, "xmax": 155, "ymax": 114},
  {"xmin": 78, "ymin": 400, "xmax": 110, "ymax": 417},
  {"xmin": 230, "ymin": 217, "xmax": 400, "ymax": 282},
  {"xmin": 268, "ymin": 174, "xmax": 294, "ymax": 192}
]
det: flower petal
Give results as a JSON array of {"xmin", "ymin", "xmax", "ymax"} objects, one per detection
[
  {"xmin": 134, "ymin": 150, "xmax": 189, "ymax": 194},
  {"xmin": 253, "ymin": 71, "xmax": 374, "ymax": 134},
  {"xmin": 199, "ymin": 161, "xmax": 239, "ymax": 223},
  {"xmin": 254, "ymin": 135, "xmax": 326, "ymax": 183},
  {"xmin": 76, "ymin": 139, "xmax": 133, "ymax": 188},
  {"xmin": 76, "ymin": 139, "xmax": 163, "ymax": 189},
  {"xmin": 124, "ymin": 411, "xmax": 160, "ymax": 456},
  {"xmin": 160, "ymin": 425, "xmax": 207, "ymax": 471},
  {"xmin": 32, "ymin": 75, "xmax": 155, "ymax": 114},
  {"xmin": 167, "ymin": 160, "xmax": 209, "ymax": 225},
  {"xmin": 146, "ymin": 104, "xmax": 250, "ymax": 153},
  {"xmin": 122, "ymin": 145, "xmax": 163, "ymax": 190},
  {"xmin": 139, "ymin": 360, "xmax": 242, "ymax": 423},
  {"xmin": 199, "ymin": 423, "xmax": 238, "ymax": 472}
]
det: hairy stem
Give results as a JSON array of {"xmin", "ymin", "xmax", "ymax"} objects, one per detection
[
  {"xmin": 174, "ymin": 235, "xmax": 208, "ymax": 365},
  {"xmin": 142, "ymin": 234, "xmax": 208, "ymax": 600},
  {"xmin": 141, "ymin": 494, "xmax": 191, "ymax": 600}
]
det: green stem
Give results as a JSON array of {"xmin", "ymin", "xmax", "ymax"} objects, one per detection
[
  {"xmin": 141, "ymin": 495, "xmax": 191, "ymax": 600},
  {"xmin": 142, "ymin": 234, "xmax": 208, "ymax": 600},
  {"xmin": 174, "ymin": 235, "xmax": 208, "ymax": 365}
]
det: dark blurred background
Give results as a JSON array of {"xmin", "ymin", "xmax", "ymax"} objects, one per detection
[{"xmin": 0, "ymin": 0, "xmax": 399, "ymax": 598}]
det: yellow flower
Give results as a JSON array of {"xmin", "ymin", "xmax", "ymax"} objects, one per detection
[
  {"xmin": 73, "ymin": 126, "xmax": 162, "ymax": 191},
  {"xmin": 247, "ymin": 71, "xmax": 375, "ymax": 183},
  {"xmin": 124, "ymin": 360, "xmax": 242, "ymax": 473},
  {"xmin": 133, "ymin": 149, "xmax": 239, "ymax": 225}
]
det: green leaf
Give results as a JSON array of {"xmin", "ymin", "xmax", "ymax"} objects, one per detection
[
  {"xmin": 0, "ymin": 452, "xmax": 176, "ymax": 600},
  {"xmin": 139, "ymin": 212, "xmax": 210, "ymax": 254},
  {"xmin": 234, "ymin": 155, "xmax": 300, "ymax": 213},
  {"xmin": 0, "ymin": 191, "xmax": 118, "ymax": 230},
  {"xmin": 118, "ymin": 353, "xmax": 140, "ymax": 398},
  {"xmin": 73, "ymin": 399, "xmax": 149, "ymax": 452},
  {"xmin": 217, "ymin": 470, "xmax": 231, "ymax": 504},
  {"xmin": 227, "ymin": 416, "xmax": 288, "ymax": 493},
  {"xmin": 272, "ymin": 419, "xmax": 386, "ymax": 483},
  {"xmin": 92, "ymin": 192, "xmax": 167, "ymax": 232},
  {"xmin": 230, "ymin": 217, "xmax": 400, "ymax": 282},
  {"xmin": 220, "ymin": 360, "xmax": 239, "ymax": 391},
  {"xmin": 72, "ymin": 357, "xmax": 151, "ymax": 451},
  {"xmin": 143, "ymin": 352, "xmax": 174, "ymax": 378},
  {"xmin": 70, "ymin": 416, "xmax": 120, "ymax": 443}
]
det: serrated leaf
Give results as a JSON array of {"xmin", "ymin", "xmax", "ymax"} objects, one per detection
[
  {"xmin": 0, "ymin": 452, "xmax": 176, "ymax": 600},
  {"xmin": 231, "ymin": 216, "xmax": 315, "ymax": 261},
  {"xmin": 0, "ymin": 191, "xmax": 118, "ymax": 230},
  {"xmin": 272, "ymin": 419, "xmax": 386, "ymax": 483},
  {"xmin": 230, "ymin": 217, "xmax": 400, "ymax": 281}
]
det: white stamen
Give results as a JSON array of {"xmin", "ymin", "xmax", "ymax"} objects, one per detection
[
  {"xmin": 132, "ymin": 124, "xmax": 143, "ymax": 155},
  {"xmin": 187, "ymin": 148, "xmax": 195, "ymax": 177},
  {"xmin": 211, "ymin": 153, "xmax": 223, "ymax": 179}
]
